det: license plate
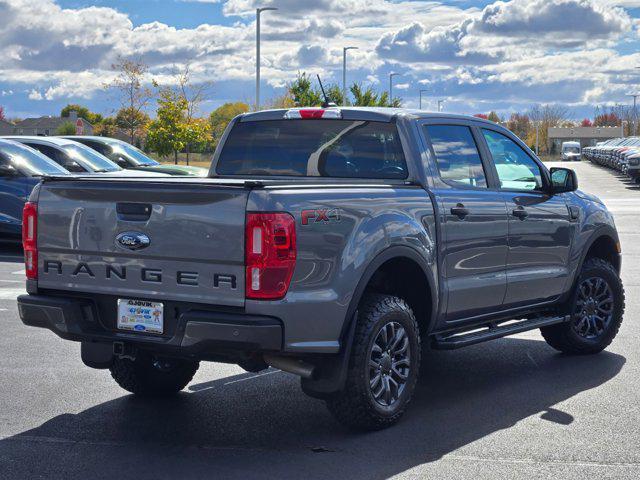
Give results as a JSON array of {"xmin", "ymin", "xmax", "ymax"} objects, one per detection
[{"xmin": 117, "ymin": 299, "xmax": 163, "ymax": 334}]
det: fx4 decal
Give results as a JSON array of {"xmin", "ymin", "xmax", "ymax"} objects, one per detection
[{"xmin": 301, "ymin": 208, "xmax": 341, "ymax": 225}]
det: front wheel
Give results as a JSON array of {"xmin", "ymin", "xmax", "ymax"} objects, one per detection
[
  {"xmin": 326, "ymin": 294, "xmax": 421, "ymax": 430},
  {"xmin": 109, "ymin": 351, "xmax": 199, "ymax": 396},
  {"xmin": 541, "ymin": 258, "xmax": 624, "ymax": 354}
]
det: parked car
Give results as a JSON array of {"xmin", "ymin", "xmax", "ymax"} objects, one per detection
[
  {"xmin": 561, "ymin": 141, "xmax": 581, "ymax": 161},
  {"xmin": 18, "ymin": 108, "xmax": 624, "ymax": 430},
  {"xmin": 1, "ymin": 136, "xmax": 166, "ymax": 177},
  {"xmin": 0, "ymin": 138, "xmax": 69, "ymax": 241},
  {"xmin": 60, "ymin": 136, "xmax": 207, "ymax": 177}
]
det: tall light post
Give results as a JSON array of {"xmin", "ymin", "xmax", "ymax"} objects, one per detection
[
  {"xmin": 437, "ymin": 99, "xmax": 445, "ymax": 112},
  {"xmin": 628, "ymin": 93, "xmax": 639, "ymax": 137},
  {"xmin": 342, "ymin": 47, "xmax": 358, "ymax": 106},
  {"xmin": 389, "ymin": 73, "xmax": 400, "ymax": 106},
  {"xmin": 419, "ymin": 89, "xmax": 428, "ymax": 110},
  {"xmin": 256, "ymin": 7, "xmax": 277, "ymax": 111}
]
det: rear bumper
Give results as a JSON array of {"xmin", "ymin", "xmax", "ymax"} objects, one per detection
[{"xmin": 18, "ymin": 294, "xmax": 283, "ymax": 357}]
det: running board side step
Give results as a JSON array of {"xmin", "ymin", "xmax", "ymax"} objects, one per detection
[{"xmin": 431, "ymin": 315, "xmax": 570, "ymax": 350}]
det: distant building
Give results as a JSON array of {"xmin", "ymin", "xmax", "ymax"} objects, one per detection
[
  {"xmin": 13, "ymin": 111, "xmax": 93, "ymax": 136},
  {"xmin": 548, "ymin": 126, "xmax": 623, "ymax": 153},
  {"xmin": 0, "ymin": 119, "xmax": 14, "ymax": 135}
]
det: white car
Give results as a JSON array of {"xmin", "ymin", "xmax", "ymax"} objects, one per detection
[
  {"xmin": 561, "ymin": 141, "xmax": 581, "ymax": 161},
  {"xmin": 1, "ymin": 136, "xmax": 167, "ymax": 177}
]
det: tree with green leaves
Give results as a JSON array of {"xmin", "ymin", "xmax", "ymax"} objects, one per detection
[
  {"xmin": 350, "ymin": 83, "xmax": 400, "ymax": 107},
  {"xmin": 288, "ymin": 73, "xmax": 323, "ymax": 107},
  {"xmin": 146, "ymin": 89, "xmax": 188, "ymax": 164},
  {"xmin": 209, "ymin": 102, "xmax": 250, "ymax": 147},
  {"xmin": 146, "ymin": 87, "xmax": 211, "ymax": 165},
  {"xmin": 60, "ymin": 104, "xmax": 103, "ymax": 125},
  {"xmin": 56, "ymin": 121, "xmax": 77, "ymax": 135}
]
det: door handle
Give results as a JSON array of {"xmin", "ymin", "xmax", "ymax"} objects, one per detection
[
  {"xmin": 512, "ymin": 206, "xmax": 529, "ymax": 220},
  {"xmin": 450, "ymin": 203, "xmax": 469, "ymax": 219}
]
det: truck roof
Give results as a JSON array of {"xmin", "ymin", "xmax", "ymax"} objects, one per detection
[{"xmin": 239, "ymin": 107, "xmax": 500, "ymax": 126}]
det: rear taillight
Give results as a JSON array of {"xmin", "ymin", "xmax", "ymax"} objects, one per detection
[
  {"xmin": 245, "ymin": 213, "xmax": 296, "ymax": 300},
  {"xmin": 22, "ymin": 202, "xmax": 38, "ymax": 280}
]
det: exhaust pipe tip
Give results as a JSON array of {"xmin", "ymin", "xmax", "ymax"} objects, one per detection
[{"xmin": 263, "ymin": 354, "xmax": 315, "ymax": 379}]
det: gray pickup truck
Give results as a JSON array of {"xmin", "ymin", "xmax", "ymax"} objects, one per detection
[{"xmin": 17, "ymin": 107, "xmax": 625, "ymax": 430}]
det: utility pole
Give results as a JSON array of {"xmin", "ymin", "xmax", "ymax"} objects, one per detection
[
  {"xmin": 256, "ymin": 7, "xmax": 277, "ymax": 111},
  {"xmin": 535, "ymin": 122, "xmax": 540, "ymax": 156},
  {"xmin": 419, "ymin": 89, "xmax": 428, "ymax": 110},
  {"xmin": 389, "ymin": 73, "xmax": 400, "ymax": 106},
  {"xmin": 628, "ymin": 93, "xmax": 639, "ymax": 137},
  {"xmin": 342, "ymin": 47, "xmax": 358, "ymax": 107}
]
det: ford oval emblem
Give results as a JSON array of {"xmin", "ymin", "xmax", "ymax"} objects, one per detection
[{"xmin": 116, "ymin": 232, "xmax": 150, "ymax": 251}]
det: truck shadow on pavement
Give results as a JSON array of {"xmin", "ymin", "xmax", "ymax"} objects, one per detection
[
  {"xmin": 0, "ymin": 337, "xmax": 625, "ymax": 479},
  {"xmin": 0, "ymin": 243, "xmax": 23, "ymax": 263}
]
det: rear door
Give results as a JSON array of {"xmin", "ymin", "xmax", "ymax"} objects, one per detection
[
  {"xmin": 36, "ymin": 180, "xmax": 249, "ymax": 307},
  {"xmin": 422, "ymin": 122, "xmax": 509, "ymax": 322},
  {"xmin": 479, "ymin": 128, "xmax": 572, "ymax": 306}
]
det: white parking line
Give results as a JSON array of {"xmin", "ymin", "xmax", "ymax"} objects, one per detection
[
  {"xmin": 224, "ymin": 369, "xmax": 282, "ymax": 386},
  {"xmin": 12, "ymin": 270, "xmax": 25, "ymax": 275},
  {"xmin": 0, "ymin": 279, "xmax": 23, "ymax": 284}
]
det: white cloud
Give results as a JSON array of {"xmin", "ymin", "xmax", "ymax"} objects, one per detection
[
  {"xmin": 0, "ymin": 0, "xmax": 638, "ymax": 114},
  {"xmin": 28, "ymin": 89, "xmax": 43, "ymax": 100}
]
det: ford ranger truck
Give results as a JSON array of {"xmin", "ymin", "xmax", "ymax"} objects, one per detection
[{"xmin": 17, "ymin": 108, "xmax": 625, "ymax": 430}]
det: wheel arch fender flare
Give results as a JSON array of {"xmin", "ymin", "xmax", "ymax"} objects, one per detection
[{"xmin": 340, "ymin": 245, "xmax": 438, "ymax": 345}]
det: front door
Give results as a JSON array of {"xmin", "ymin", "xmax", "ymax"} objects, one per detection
[
  {"xmin": 423, "ymin": 124, "xmax": 509, "ymax": 322},
  {"xmin": 480, "ymin": 128, "xmax": 572, "ymax": 307}
]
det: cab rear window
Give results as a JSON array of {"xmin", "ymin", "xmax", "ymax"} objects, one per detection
[{"xmin": 216, "ymin": 119, "xmax": 408, "ymax": 179}]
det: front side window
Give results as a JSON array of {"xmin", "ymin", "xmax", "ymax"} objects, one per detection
[
  {"xmin": 425, "ymin": 125, "xmax": 487, "ymax": 188},
  {"xmin": 482, "ymin": 129, "xmax": 543, "ymax": 191},
  {"xmin": 217, "ymin": 120, "xmax": 407, "ymax": 179}
]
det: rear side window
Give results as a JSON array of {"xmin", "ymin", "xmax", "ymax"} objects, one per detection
[
  {"xmin": 425, "ymin": 125, "xmax": 487, "ymax": 188},
  {"xmin": 216, "ymin": 120, "xmax": 407, "ymax": 179}
]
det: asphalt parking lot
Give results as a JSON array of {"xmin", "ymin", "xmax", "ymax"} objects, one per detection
[{"xmin": 0, "ymin": 160, "xmax": 639, "ymax": 479}]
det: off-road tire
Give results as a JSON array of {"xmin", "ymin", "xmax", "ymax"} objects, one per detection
[
  {"xmin": 326, "ymin": 294, "xmax": 421, "ymax": 430},
  {"xmin": 541, "ymin": 258, "xmax": 624, "ymax": 354},
  {"xmin": 110, "ymin": 351, "xmax": 199, "ymax": 396}
]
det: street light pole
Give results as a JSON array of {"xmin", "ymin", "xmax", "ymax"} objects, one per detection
[
  {"xmin": 419, "ymin": 89, "xmax": 428, "ymax": 110},
  {"xmin": 342, "ymin": 47, "xmax": 358, "ymax": 106},
  {"xmin": 256, "ymin": 7, "xmax": 277, "ymax": 111},
  {"xmin": 389, "ymin": 73, "xmax": 400, "ymax": 106},
  {"xmin": 628, "ymin": 93, "xmax": 639, "ymax": 137}
]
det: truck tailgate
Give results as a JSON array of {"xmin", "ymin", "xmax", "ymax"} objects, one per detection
[{"xmin": 36, "ymin": 180, "xmax": 247, "ymax": 307}]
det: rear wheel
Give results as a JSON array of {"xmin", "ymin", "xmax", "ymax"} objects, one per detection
[
  {"xmin": 109, "ymin": 351, "xmax": 199, "ymax": 396},
  {"xmin": 326, "ymin": 294, "xmax": 421, "ymax": 430},
  {"xmin": 541, "ymin": 258, "xmax": 624, "ymax": 354}
]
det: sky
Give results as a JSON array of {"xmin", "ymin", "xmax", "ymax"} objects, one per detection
[{"xmin": 1, "ymin": 0, "xmax": 640, "ymax": 120}]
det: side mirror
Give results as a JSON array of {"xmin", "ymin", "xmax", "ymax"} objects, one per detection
[
  {"xmin": 0, "ymin": 164, "xmax": 18, "ymax": 177},
  {"xmin": 550, "ymin": 167, "xmax": 578, "ymax": 193}
]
